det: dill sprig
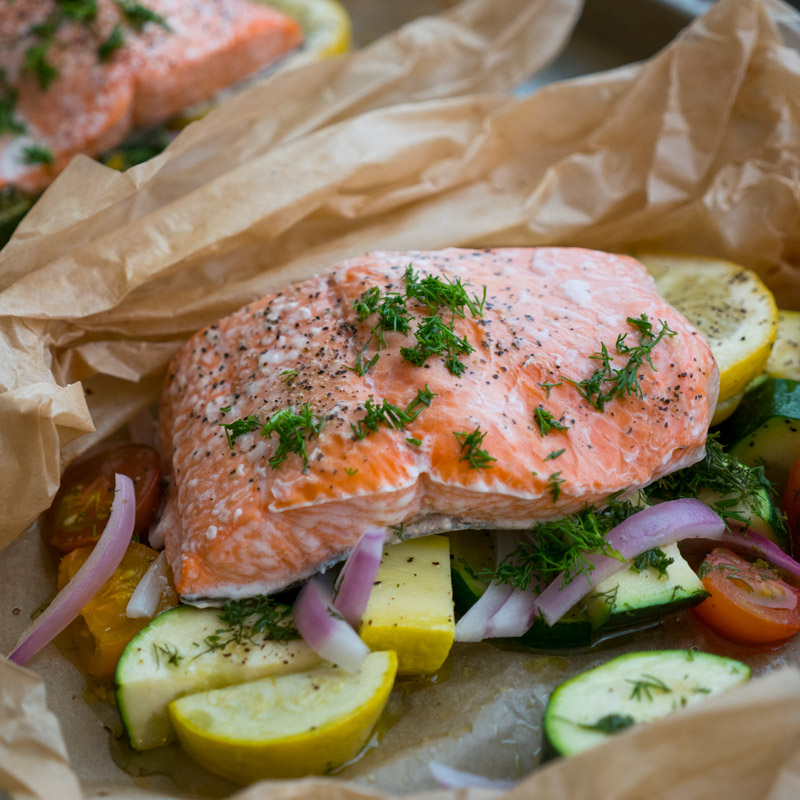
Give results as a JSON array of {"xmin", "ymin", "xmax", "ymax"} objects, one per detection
[
  {"xmin": 220, "ymin": 404, "xmax": 324, "ymax": 471},
  {"xmin": 218, "ymin": 596, "xmax": 300, "ymax": 643},
  {"xmin": 454, "ymin": 425, "xmax": 496, "ymax": 470},
  {"xmin": 23, "ymin": 41, "xmax": 59, "ymax": 91},
  {"xmin": 534, "ymin": 406, "xmax": 569, "ymax": 436},
  {"xmin": 564, "ymin": 314, "xmax": 676, "ymax": 412},
  {"xmin": 576, "ymin": 714, "xmax": 636, "ymax": 734},
  {"xmin": 645, "ymin": 434, "xmax": 785, "ymax": 536},
  {"xmin": 344, "ymin": 340, "xmax": 380, "ymax": 376},
  {"xmin": 152, "ymin": 642, "xmax": 182, "ymax": 668},
  {"xmin": 351, "ymin": 385, "xmax": 436, "ymax": 440},
  {"xmin": 547, "ymin": 471, "xmax": 565, "ymax": 501},
  {"xmin": 0, "ymin": 72, "xmax": 25, "ymax": 136},
  {"xmin": 490, "ymin": 500, "xmax": 634, "ymax": 591},
  {"xmin": 262, "ymin": 404, "xmax": 324, "ymax": 471},
  {"xmin": 627, "ymin": 674, "xmax": 671, "ymax": 702},
  {"xmin": 631, "ymin": 547, "xmax": 674, "ymax": 578},
  {"xmin": 403, "ymin": 265, "xmax": 486, "ymax": 318},
  {"xmin": 401, "ymin": 314, "xmax": 474, "ymax": 376},
  {"xmin": 98, "ymin": 23, "xmax": 125, "ymax": 61},
  {"xmin": 22, "ymin": 144, "xmax": 54, "ymax": 166},
  {"xmin": 116, "ymin": 0, "xmax": 171, "ymax": 32}
]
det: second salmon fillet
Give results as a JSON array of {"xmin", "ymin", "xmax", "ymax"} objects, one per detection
[{"xmin": 158, "ymin": 248, "xmax": 719, "ymax": 601}]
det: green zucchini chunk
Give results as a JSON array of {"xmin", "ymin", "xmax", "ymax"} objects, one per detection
[
  {"xmin": 544, "ymin": 650, "xmax": 750, "ymax": 757},
  {"xmin": 719, "ymin": 377, "xmax": 800, "ymax": 491}
]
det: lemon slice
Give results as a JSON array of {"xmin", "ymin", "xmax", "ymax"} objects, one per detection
[
  {"xmin": 169, "ymin": 650, "xmax": 397, "ymax": 782},
  {"xmin": 260, "ymin": 0, "xmax": 352, "ymax": 62},
  {"xmin": 638, "ymin": 254, "xmax": 778, "ymax": 408},
  {"xmin": 766, "ymin": 310, "xmax": 800, "ymax": 381}
]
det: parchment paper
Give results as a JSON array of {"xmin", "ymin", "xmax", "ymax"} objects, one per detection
[{"xmin": 2, "ymin": 0, "xmax": 800, "ymax": 798}]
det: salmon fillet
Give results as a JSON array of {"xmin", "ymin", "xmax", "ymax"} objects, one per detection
[
  {"xmin": 158, "ymin": 248, "xmax": 719, "ymax": 602},
  {"xmin": 0, "ymin": 0, "xmax": 302, "ymax": 192}
]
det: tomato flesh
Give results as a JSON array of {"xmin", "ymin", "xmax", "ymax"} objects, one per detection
[
  {"xmin": 58, "ymin": 542, "xmax": 178, "ymax": 678},
  {"xmin": 44, "ymin": 444, "xmax": 162, "ymax": 552},
  {"xmin": 693, "ymin": 547, "xmax": 800, "ymax": 645}
]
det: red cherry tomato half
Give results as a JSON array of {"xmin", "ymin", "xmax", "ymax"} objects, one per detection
[
  {"xmin": 44, "ymin": 444, "xmax": 162, "ymax": 553},
  {"xmin": 693, "ymin": 547, "xmax": 800, "ymax": 646}
]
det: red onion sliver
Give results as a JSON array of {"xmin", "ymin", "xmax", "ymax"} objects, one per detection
[
  {"xmin": 720, "ymin": 528, "xmax": 800, "ymax": 588},
  {"xmin": 533, "ymin": 499, "xmax": 726, "ymax": 627},
  {"xmin": 294, "ymin": 578, "xmax": 370, "ymax": 673},
  {"xmin": 126, "ymin": 550, "xmax": 169, "ymax": 619},
  {"xmin": 8, "ymin": 473, "xmax": 136, "ymax": 666},
  {"xmin": 429, "ymin": 761, "xmax": 516, "ymax": 790},
  {"xmin": 333, "ymin": 527, "xmax": 385, "ymax": 627}
]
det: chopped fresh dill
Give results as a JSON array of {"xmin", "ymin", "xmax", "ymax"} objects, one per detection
[
  {"xmin": 454, "ymin": 425, "xmax": 496, "ymax": 470},
  {"xmin": 627, "ymin": 674, "xmax": 671, "ymax": 702},
  {"xmin": 344, "ymin": 339, "xmax": 380, "ymax": 376},
  {"xmin": 220, "ymin": 414, "xmax": 260, "ymax": 449},
  {"xmin": 489, "ymin": 500, "xmax": 635, "ymax": 591},
  {"xmin": 353, "ymin": 286, "xmax": 381, "ymax": 321},
  {"xmin": 631, "ymin": 547, "xmax": 674, "ymax": 577},
  {"xmin": 280, "ymin": 369, "xmax": 299, "ymax": 382},
  {"xmin": 576, "ymin": 714, "xmax": 636, "ymax": 734},
  {"xmin": 547, "ymin": 471, "xmax": 565, "ymax": 501},
  {"xmin": 261, "ymin": 404, "xmax": 324, "ymax": 471},
  {"xmin": 21, "ymin": 143, "xmax": 53, "ymax": 166},
  {"xmin": 23, "ymin": 41, "xmax": 59, "ymax": 91},
  {"xmin": 538, "ymin": 381, "xmax": 563, "ymax": 398},
  {"xmin": 406, "ymin": 437, "xmax": 422, "ymax": 446},
  {"xmin": 389, "ymin": 522, "xmax": 407, "ymax": 541},
  {"xmin": 152, "ymin": 642, "xmax": 182, "ymax": 668},
  {"xmin": 60, "ymin": 0, "xmax": 99, "ymax": 23},
  {"xmin": 403, "ymin": 264, "xmax": 486, "ymax": 318},
  {"xmin": 0, "ymin": 72, "xmax": 25, "ymax": 136},
  {"xmin": 351, "ymin": 385, "xmax": 436, "ymax": 440},
  {"xmin": 218, "ymin": 596, "xmax": 300, "ymax": 643},
  {"xmin": 564, "ymin": 314, "xmax": 676, "ymax": 411},
  {"xmin": 117, "ymin": 0, "xmax": 171, "ymax": 32},
  {"xmin": 534, "ymin": 406, "xmax": 569, "ymax": 436},
  {"xmin": 544, "ymin": 448, "xmax": 566, "ymax": 462},
  {"xmin": 644, "ymin": 434, "xmax": 786, "ymax": 537},
  {"xmin": 344, "ymin": 467, "xmax": 358, "ymax": 476},
  {"xmin": 400, "ymin": 314, "xmax": 474, "ymax": 376},
  {"xmin": 98, "ymin": 23, "xmax": 126, "ymax": 61}
]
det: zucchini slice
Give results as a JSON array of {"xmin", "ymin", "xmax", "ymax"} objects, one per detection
[
  {"xmin": 544, "ymin": 650, "xmax": 750, "ymax": 757},
  {"xmin": 720, "ymin": 377, "xmax": 800, "ymax": 490}
]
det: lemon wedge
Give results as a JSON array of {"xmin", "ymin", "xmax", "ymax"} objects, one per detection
[
  {"xmin": 638, "ymin": 254, "xmax": 778, "ymax": 414},
  {"xmin": 169, "ymin": 650, "xmax": 397, "ymax": 782},
  {"xmin": 766, "ymin": 310, "xmax": 800, "ymax": 381},
  {"xmin": 261, "ymin": 0, "xmax": 352, "ymax": 62}
]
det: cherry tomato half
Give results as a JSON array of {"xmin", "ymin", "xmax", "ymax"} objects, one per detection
[
  {"xmin": 692, "ymin": 547, "xmax": 800, "ymax": 645},
  {"xmin": 44, "ymin": 444, "xmax": 162, "ymax": 552},
  {"xmin": 58, "ymin": 542, "xmax": 178, "ymax": 678}
]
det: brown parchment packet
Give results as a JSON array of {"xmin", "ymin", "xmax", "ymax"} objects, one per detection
[{"xmin": 3, "ymin": 0, "xmax": 800, "ymax": 797}]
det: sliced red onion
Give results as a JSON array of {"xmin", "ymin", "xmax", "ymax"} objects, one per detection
[
  {"xmin": 533, "ymin": 499, "xmax": 726, "ymax": 627},
  {"xmin": 720, "ymin": 528, "xmax": 800, "ymax": 588},
  {"xmin": 429, "ymin": 761, "xmax": 516, "ymax": 790},
  {"xmin": 455, "ymin": 532, "xmax": 534, "ymax": 642},
  {"xmin": 333, "ymin": 527, "xmax": 385, "ymax": 627},
  {"xmin": 126, "ymin": 550, "xmax": 170, "ymax": 619},
  {"xmin": 9, "ymin": 474, "xmax": 135, "ymax": 666},
  {"xmin": 293, "ymin": 578, "xmax": 369, "ymax": 673}
]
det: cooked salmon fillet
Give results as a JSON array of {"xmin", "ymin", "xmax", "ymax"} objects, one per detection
[
  {"xmin": 0, "ymin": 0, "xmax": 301, "ymax": 192},
  {"xmin": 157, "ymin": 248, "xmax": 719, "ymax": 602}
]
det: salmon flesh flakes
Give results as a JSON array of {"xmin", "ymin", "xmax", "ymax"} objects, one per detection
[{"xmin": 159, "ymin": 248, "xmax": 719, "ymax": 601}]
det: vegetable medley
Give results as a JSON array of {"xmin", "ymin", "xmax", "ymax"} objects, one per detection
[{"xmin": 7, "ymin": 252, "xmax": 800, "ymax": 786}]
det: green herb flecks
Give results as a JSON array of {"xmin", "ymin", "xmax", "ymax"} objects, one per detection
[
  {"xmin": 116, "ymin": 0, "xmax": 171, "ymax": 32},
  {"xmin": 280, "ymin": 369, "xmax": 299, "ymax": 382},
  {"xmin": 547, "ymin": 471, "xmax": 565, "ymax": 501},
  {"xmin": 564, "ymin": 314, "xmax": 677, "ymax": 412},
  {"xmin": 645, "ymin": 434, "xmax": 786, "ymax": 538},
  {"xmin": 60, "ymin": 0, "xmax": 99, "ymax": 23},
  {"xmin": 401, "ymin": 314, "xmax": 474, "ymax": 376},
  {"xmin": 261, "ymin": 404, "xmax": 324, "ymax": 471},
  {"xmin": 23, "ymin": 40, "xmax": 59, "ymax": 91},
  {"xmin": 534, "ymin": 406, "xmax": 569, "ymax": 436},
  {"xmin": 0, "ymin": 72, "xmax": 26, "ymax": 136},
  {"xmin": 403, "ymin": 264, "xmax": 486, "ymax": 318},
  {"xmin": 344, "ymin": 339, "xmax": 380, "ymax": 377},
  {"xmin": 489, "ymin": 500, "xmax": 635, "ymax": 592},
  {"xmin": 631, "ymin": 547, "xmax": 674, "ymax": 578},
  {"xmin": 544, "ymin": 449, "xmax": 566, "ymax": 462},
  {"xmin": 627, "ymin": 674, "xmax": 671, "ymax": 702},
  {"xmin": 98, "ymin": 23, "xmax": 126, "ymax": 61},
  {"xmin": 576, "ymin": 714, "xmax": 636, "ymax": 734},
  {"xmin": 218, "ymin": 596, "xmax": 300, "ymax": 643},
  {"xmin": 220, "ymin": 414, "xmax": 260, "ymax": 449},
  {"xmin": 344, "ymin": 467, "xmax": 358, "ymax": 476},
  {"xmin": 21, "ymin": 143, "xmax": 54, "ymax": 166},
  {"xmin": 454, "ymin": 425, "xmax": 496, "ymax": 470},
  {"xmin": 152, "ymin": 642, "xmax": 182, "ymax": 668},
  {"xmin": 351, "ymin": 385, "xmax": 436, "ymax": 440},
  {"xmin": 538, "ymin": 381, "xmax": 563, "ymax": 398}
]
